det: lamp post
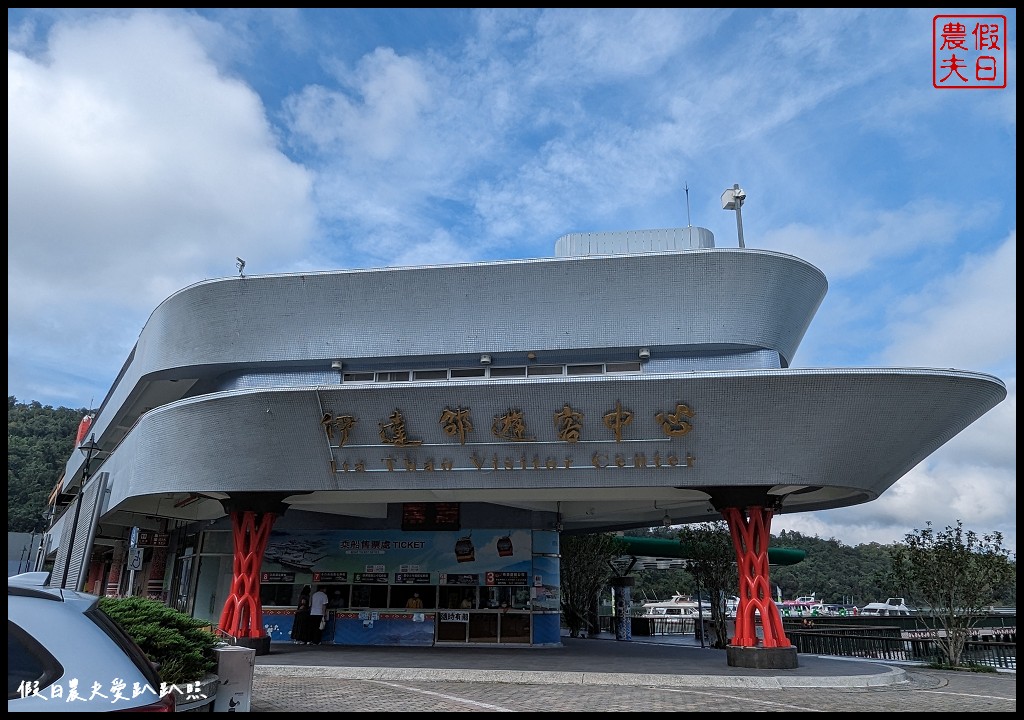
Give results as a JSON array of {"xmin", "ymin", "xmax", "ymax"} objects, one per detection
[
  {"xmin": 721, "ymin": 183, "xmax": 746, "ymax": 248},
  {"xmin": 60, "ymin": 433, "xmax": 101, "ymax": 590},
  {"xmin": 33, "ymin": 508, "xmax": 53, "ymax": 573},
  {"xmin": 687, "ymin": 560, "xmax": 706, "ymax": 648}
]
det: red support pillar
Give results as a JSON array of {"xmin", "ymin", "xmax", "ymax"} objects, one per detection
[
  {"xmin": 218, "ymin": 510, "xmax": 276, "ymax": 639},
  {"xmin": 722, "ymin": 505, "xmax": 790, "ymax": 649},
  {"xmin": 146, "ymin": 547, "xmax": 168, "ymax": 601},
  {"xmin": 105, "ymin": 542, "xmax": 125, "ymax": 597}
]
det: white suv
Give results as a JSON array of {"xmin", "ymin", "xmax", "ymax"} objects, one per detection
[{"xmin": 8, "ymin": 572, "xmax": 175, "ymax": 713}]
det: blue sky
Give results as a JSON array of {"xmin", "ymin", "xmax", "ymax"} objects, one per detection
[{"xmin": 7, "ymin": 9, "xmax": 1016, "ymax": 555}]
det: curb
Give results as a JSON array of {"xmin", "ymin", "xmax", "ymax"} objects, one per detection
[{"xmin": 254, "ymin": 663, "xmax": 909, "ymax": 688}]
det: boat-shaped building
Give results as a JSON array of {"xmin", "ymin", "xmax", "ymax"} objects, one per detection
[{"xmin": 41, "ymin": 218, "xmax": 1005, "ymax": 661}]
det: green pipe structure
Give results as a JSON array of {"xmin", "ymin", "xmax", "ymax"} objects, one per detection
[{"xmin": 615, "ymin": 536, "xmax": 806, "ymax": 566}]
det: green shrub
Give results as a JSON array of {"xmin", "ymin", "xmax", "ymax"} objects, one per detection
[{"xmin": 99, "ymin": 596, "xmax": 219, "ymax": 684}]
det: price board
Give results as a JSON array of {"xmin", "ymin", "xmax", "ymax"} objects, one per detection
[
  {"xmin": 353, "ymin": 572, "xmax": 389, "ymax": 584},
  {"xmin": 394, "ymin": 572, "xmax": 431, "ymax": 584}
]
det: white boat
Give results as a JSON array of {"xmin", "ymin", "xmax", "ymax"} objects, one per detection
[
  {"xmin": 859, "ymin": 597, "xmax": 916, "ymax": 616},
  {"xmin": 778, "ymin": 599, "xmax": 828, "ymax": 617},
  {"xmin": 640, "ymin": 593, "xmax": 705, "ymax": 620}
]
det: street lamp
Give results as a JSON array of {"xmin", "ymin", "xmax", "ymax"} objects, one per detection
[
  {"xmin": 686, "ymin": 560, "xmax": 706, "ymax": 649},
  {"xmin": 32, "ymin": 508, "xmax": 54, "ymax": 573},
  {"xmin": 60, "ymin": 433, "xmax": 101, "ymax": 590},
  {"xmin": 721, "ymin": 183, "xmax": 747, "ymax": 248}
]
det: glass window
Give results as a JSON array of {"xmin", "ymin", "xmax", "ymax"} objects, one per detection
[
  {"xmin": 315, "ymin": 585, "xmax": 350, "ymax": 609},
  {"xmin": 489, "ymin": 366, "xmax": 526, "ymax": 377},
  {"xmin": 413, "ymin": 369, "xmax": 448, "ymax": 380},
  {"xmin": 606, "ymin": 362, "xmax": 642, "ymax": 373},
  {"xmin": 258, "ymin": 585, "xmax": 294, "ymax": 606},
  {"xmin": 439, "ymin": 586, "xmax": 477, "ymax": 609},
  {"xmin": 259, "ymin": 584, "xmax": 297, "ymax": 607},
  {"xmin": 350, "ymin": 584, "xmax": 389, "ymax": 608},
  {"xmin": 567, "ymin": 364, "xmax": 602, "ymax": 375},
  {"xmin": 527, "ymin": 365, "xmax": 563, "ymax": 376},
  {"xmin": 392, "ymin": 586, "xmax": 436, "ymax": 609},
  {"xmin": 7, "ymin": 621, "xmax": 60, "ymax": 696},
  {"xmin": 376, "ymin": 371, "xmax": 410, "ymax": 382},
  {"xmin": 483, "ymin": 586, "xmax": 514, "ymax": 609},
  {"xmin": 200, "ymin": 531, "xmax": 232, "ymax": 554},
  {"xmin": 343, "ymin": 372, "xmax": 374, "ymax": 382},
  {"xmin": 450, "ymin": 368, "xmax": 486, "ymax": 378}
]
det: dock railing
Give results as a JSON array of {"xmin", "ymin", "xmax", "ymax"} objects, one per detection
[{"xmin": 786, "ymin": 627, "xmax": 1016, "ymax": 670}]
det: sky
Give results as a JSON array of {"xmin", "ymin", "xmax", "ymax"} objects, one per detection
[{"xmin": 7, "ymin": 9, "xmax": 1016, "ymax": 556}]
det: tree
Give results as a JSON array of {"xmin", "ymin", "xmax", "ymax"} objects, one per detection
[
  {"xmin": 559, "ymin": 532, "xmax": 627, "ymax": 638},
  {"xmin": 674, "ymin": 521, "xmax": 737, "ymax": 648},
  {"xmin": 885, "ymin": 520, "xmax": 1016, "ymax": 668},
  {"xmin": 8, "ymin": 396, "xmax": 90, "ymax": 532}
]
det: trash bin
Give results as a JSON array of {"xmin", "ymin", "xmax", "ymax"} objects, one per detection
[{"xmin": 213, "ymin": 645, "xmax": 256, "ymax": 712}]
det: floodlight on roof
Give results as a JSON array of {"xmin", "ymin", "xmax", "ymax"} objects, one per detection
[{"xmin": 721, "ymin": 183, "xmax": 747, "ymax": 248}]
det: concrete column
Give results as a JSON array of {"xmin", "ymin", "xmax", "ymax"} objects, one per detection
[{"xmin": 610, "ymin": 576, "xmax": 635, "ymax": 641}]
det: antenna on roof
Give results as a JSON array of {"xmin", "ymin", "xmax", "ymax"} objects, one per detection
[{"xmin": 684, "ymin": 182, "xmax": 692, "ymax": 228}]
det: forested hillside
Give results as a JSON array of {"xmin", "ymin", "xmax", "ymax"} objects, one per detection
[
  {"xmin": 8, "ymin": 396, "xmax": 91, "ymax": 532},
  {"xmin": 624, "ymin": 526, "xmax": 897, "ymax": 607}
]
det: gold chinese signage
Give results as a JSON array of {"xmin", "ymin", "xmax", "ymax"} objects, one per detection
[{"xmin": 321, "ymin": 400, "xmax": 696, "ymax": 475}]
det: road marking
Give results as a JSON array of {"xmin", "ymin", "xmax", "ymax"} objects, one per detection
[
  {"xmin": 917, "ymin": 690, "xmax": 1016, "ymax": 701},
  {"xmin": 658, "ymin": 687, "xmax": 824, "ymax": 711},
  {"xmin": 366, "ymin": 680, "xmax": 514, "ymax": 711}
]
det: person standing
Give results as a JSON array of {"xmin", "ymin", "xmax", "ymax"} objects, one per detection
[
  {"xmin": 406, "ymin": 592, "xmax": 423, "ymax": 609},
  {"xmin": 290, "ymin": 588, "xmax": 311, "ymax": 644},
  {"xmin": 308, "ymin": 586, "xmax": 329, "ymax": 644}
]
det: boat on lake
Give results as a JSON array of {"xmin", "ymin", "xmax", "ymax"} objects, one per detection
[
  {"xmin": 640, "ymin": 593, "xmax": 706, "ymax": 620},
  {"xmin": 778, "ymin": 599, "xmax": 828, "ymax": 616},
  {"xmin": 859, "ymin": 597, "xmax": 916, "ymax": 616}
]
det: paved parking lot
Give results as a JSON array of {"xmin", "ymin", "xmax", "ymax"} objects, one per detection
[
  {"xmin": 249, "ymin": 636, "xmax": 1016, "ymax": 712},
  {"xmin": 252, "ymin": 669, "xmax": 1015, "ymax": 712}
]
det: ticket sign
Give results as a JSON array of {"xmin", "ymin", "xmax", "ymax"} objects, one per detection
[
  {"xmin": 439, "ymin": 573, "xmax": 478, "ymax": 586},
  {"xmin": 261, "ymin": 572, "xmax": 295, "ymax": 582},
  {"xmin": 313, "ymin": 571, "xmax": 348, "ymax": 582},
  {"xmin": 137, "ymin": 531, "xmax": 169, "ymax": 547},
  {"xmin": 353, "ymin": 572, "xmax": 389, "ymax": 584},
  {"xmin": 394, "ymin": 572, "xmax": 431, "ymax": 584},
  {"xmin": 485, "ymin": 571, "xmax": 529, "ymax": 586},
  {"xmin": 439, "ymin": 611, "xmax": 470, "ymax": 623}
]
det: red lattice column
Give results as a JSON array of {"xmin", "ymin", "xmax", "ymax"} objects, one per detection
[
  {"xmin": 105, "ymin": 542, "xmax": 125, "ymax": 596},
  {"xmin": 218, "ymin": 510, "xmax": 276, "ymax": 639},
  {"xmin": 722, "ymin": 505, "xmax": 789, "ymax": 648},
  {"xmin": 146, "ymin": 547, "xmax": 168, "ymax": 600},
  {"xmin": 86, "ymin": 560, "xmax": 105, "ymax": 595}
]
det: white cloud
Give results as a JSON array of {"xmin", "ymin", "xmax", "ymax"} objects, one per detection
[
  {"xmin": 7, "ymin": 11, "xmax": 316, "ymax": 406},
  {"xmin": 881, "ymin": 232, "xmax": 1016, "ymax": 374}
]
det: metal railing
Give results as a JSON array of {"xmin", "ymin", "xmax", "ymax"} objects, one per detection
[
  {"xmin": 598, "ymin": 615, "xmax": 1017, "ymax": 670},
  {"xmin": 786, "ymin": 629, "xmax": 1016, "ymax": 670}
]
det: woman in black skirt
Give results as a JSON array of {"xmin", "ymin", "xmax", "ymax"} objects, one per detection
[{"xmin": 290, "ymin": 587, "xmax": 312, "ymax": 644}]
